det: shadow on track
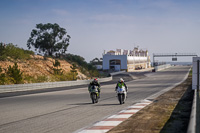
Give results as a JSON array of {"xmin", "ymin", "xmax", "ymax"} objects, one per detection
[
  {"xmin": 68, "ymin": 102, "xmax": 92, "ymax": 105},
  {"xmin": 94, "ymin": 103, "xmax": 120, "ymax": 106}
]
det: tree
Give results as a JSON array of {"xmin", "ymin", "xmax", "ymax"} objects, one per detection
[
  {"xmin": 27, "ymin": 23, "xmax": 71, "ymax": 56},
  {"xmin": 70, "ymin": 63, "xmax": 78, "ymax": 80},
  {"xmin": 90, "ymin": 57, "xmax": 102, "ymax": 65},
  {"xmin": 53, "ymin": 59, "xmax": 63, "ymax": 75}
]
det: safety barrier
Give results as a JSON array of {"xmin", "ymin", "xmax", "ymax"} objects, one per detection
[
  {"xmin": 110, "ymin": 70, "xmax": 126, "ymax": 76},
  {"xmin": 0, "ymin": 77, "xmax": 112, "ymax": 93},
  {"xmin": 154, "ymin": 64, "xmax": 171, "ymax": 71},
  {"xmin": 197, "ymin": 90, "xmax": 200, "ymax": 133},
  {"xmin": 187, "ymin": 57, "xmax": 200, "ymax": 133},
  {"xmin": 187, "ymin": 89, "xmax": 197, "ymax": 133}
]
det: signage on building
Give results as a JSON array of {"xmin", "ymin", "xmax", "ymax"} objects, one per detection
[{"xmin": 172, "ymin": 57, "xmax": 177, "ymax": 61}]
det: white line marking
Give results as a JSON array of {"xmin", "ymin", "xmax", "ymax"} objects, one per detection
[
  {"xmin": 122, "ymin": 110, "xmax": 139, "ymax": 113},
  {"xmin": 93, "ymin": 121, "xmax": 122, "ymax": 126},
  {"xmin": 78, "ymin": 130, "xmax": 109, "ymax": 133},
  {"xmin": 128, "ymin": 105, "xmax": 145, "ymax": 108},
  {"xmin": 74, "ymin": 100, "xmax": 153, "ymax": 133},
  {"xmin": 112, "ymin": 114, "xmax": 133, "ymax": 118}
]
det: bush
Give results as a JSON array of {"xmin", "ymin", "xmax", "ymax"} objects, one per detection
[
  {"xmin": 53, "ymin": 59, "xmax": 63, "ymax": 75},
  {"xmin": 64, "ymin": 53, "xmax": 100, "ymax": 78},
  {"xmin": 0, "ymin": 55, "xmax": 7, "ymax": 61},
  {"xmin": 23, "ymin": 75, "xmax": 35, "ymax": 83},
  {"xmin": 0, "ymin": 43, "xmax": 34, "ymax": 61},
  {"xmin": 189, "ymin": 69, "xmax": 192, "ymax": 76},
  {"xmin": 23, "ymin": 75, "xmax": 49, "ymax": 83},
  {"xmin": 6, "ymin": 63, "xmax": 23, "ymax": 84},
  {"xmin": 0, "ymin": 67, "xmax": 6, "ymax": 84},
  {"xmin": 36, "ymin": 76, "xmax": 48, "ymax": 83},
  {"xmin": 70, "ymin": 63, "xmax": 78, "ymax": 80}
]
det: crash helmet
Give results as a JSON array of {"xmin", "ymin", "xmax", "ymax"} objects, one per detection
[
  {"xmin": 119, "ymin": 78, "xmax": 124, "ymax": 82},
  {"xmin": 94, "ymin": 78, "xmax": 98, "ymax": 82}
]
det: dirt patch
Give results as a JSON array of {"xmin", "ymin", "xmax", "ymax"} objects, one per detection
[{"xmin": 108, "ymin": 75, "xmax": 193, "ymax": 133}]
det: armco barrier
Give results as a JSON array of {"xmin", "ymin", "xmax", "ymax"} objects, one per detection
[
  {"xmin": 188, "ymin": 57, "xmax": 200, "ymax": 133},
  {"xmin": 0, "ymin": 77, "xmax": 112, "ymax": 93},
  {"xmin": 187, "ymin": 89, "xmax": 197, "ymax": 133},
  {"xmin": 110, "ymin": 70, "xmax": 126, "ymax": 76},
  {"xmin": 154, "ymin": 64, "xmax": 171, "ymax": 71}
]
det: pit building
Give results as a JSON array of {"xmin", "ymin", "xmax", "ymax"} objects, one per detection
[{"xmin": 102, "ymin": 47, "xmax": 151, "ymax": 71}]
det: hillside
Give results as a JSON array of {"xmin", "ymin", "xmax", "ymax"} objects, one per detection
[{"xmin": 0, "ymin": 55, "xmax": 88, "ymax": 84}]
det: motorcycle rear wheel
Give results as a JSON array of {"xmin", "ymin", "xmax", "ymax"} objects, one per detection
[
  {"xmin": 91, "ymin": 93, "xmax": 97, "ymax": 104},
  {"xmin": 118, "ymin": 94, "xmax": 122, "ymax": 104}
]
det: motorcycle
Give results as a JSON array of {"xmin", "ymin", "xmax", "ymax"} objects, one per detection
[
  {"xmin": 116, "ymin": 86, "xmax": 127, "ymax": 104},
  {"xmin": 89, "ymin": 86, "xmax": 100, "ymax": 104}
]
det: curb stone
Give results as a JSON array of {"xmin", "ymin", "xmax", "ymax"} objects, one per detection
[{"xmin": 74, "ymin": 99, "xmax": 152, "ymax": 133}]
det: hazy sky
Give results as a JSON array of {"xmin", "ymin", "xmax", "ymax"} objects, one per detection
[{"xmin": 0, "ymin": 0, "xmax": 200, "ymax": 62}]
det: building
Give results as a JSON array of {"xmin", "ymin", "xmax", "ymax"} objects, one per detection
[{"xmin": 102, "ymin": 47, "xmax": 151, "ymax": 71}]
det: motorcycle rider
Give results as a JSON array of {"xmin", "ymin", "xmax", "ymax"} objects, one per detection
[
  {"xmin": 115, "ymin": 78, "xmax": 128, "ymax": 92},
  {"xmin": 88, "ymin": 78, "xmax": 101, "ymax": 98}
]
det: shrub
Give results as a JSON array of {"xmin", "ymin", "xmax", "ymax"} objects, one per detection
[
  {"xmin": 53, "ymin": 59, "xmax": 63, "ymax": 75},
  {"xmin": 0, "ymin": 66, "xmax": 6, "ymax": 84},
  {"xmin": 64, "ymin": 53, "xmax": 100, "ymax": 78},
  {"xmin": 36, "ymin": 75, "xmax": 48, "ymax": 83},
  {"xmin": 6, "ymin": 63, "xmax": 23, "ymax": 84},
  {"xmin": 23, "ymin": 75, "xmax": 48, "ymax": 83},
  {"xmin": 0, "ymin": 43, "xmax": 34, "ymax": 61}
]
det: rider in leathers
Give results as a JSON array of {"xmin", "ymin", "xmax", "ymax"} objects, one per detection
[
  {"xmin": 115, "ymin": 78, "xmax": 128, "ymax": 92},
  {"xmin": 88, "ymin": 78, "xmax": 101, "ymax": 98}
]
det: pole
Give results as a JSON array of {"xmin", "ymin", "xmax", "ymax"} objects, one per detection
[
  {"xmin": 197, "ymin": 60, "xmax": 200, "ymax": 133},
  {"xmin": 198, "ymin": 60, "xmax": 199, "ymax": 90}
]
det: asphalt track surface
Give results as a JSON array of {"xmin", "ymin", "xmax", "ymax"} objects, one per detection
[{"xmin": 0, "ymin": 66, "xmax": 190, "ymax": 133}]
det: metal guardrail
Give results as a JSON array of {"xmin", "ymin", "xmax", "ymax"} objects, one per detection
[
  {"xmin": 154, "ymin": 64, "xmax": 171, "ymax": 71},
  {"xmin": 197, "ymin": 90, "xmax": 200, "ymax": 133},
  {"xmin": 187, "ymin": 89, "xmax": 197, "ymax": 133},
  {"xmin": 0, "ymin": 77, "xmax": 112, "ymax": 93},
  {"xmin": 187, "ymin": 89, "xmax": 200, "ymax": 133},
  {"xmin": 188, "ymin": 57, "xmax": 200, "ymax": 133},
  {"xmin": 110, "ymin": 70, "xmax": 126, "ymax": 76}
]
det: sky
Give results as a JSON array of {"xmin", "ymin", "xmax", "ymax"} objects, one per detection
[{"xmin": 0, "ymin": 0, "xmax": 200, "ymax": 62}]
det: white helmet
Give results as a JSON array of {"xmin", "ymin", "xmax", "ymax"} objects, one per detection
[{"xmin": 119, "ymin": 78, "xmax": 124, "ymax": 82}]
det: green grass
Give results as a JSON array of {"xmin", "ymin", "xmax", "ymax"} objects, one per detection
[
  {"xmin": 0, "ymin": 43, "xmax": 34, "ymax": 61},
  {"xmin": 189, "ymin": 69, "xmax": 192, "ymax": 76}
]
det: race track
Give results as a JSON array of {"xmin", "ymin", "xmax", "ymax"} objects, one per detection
[{"xmin": 0, "ymin": 66, "xmax": 190, "ymax": 133}]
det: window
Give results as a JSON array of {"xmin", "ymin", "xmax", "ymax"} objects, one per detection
[{"xmin": 110, "ymin": 60, "xmax": 121, "ymax": 65}]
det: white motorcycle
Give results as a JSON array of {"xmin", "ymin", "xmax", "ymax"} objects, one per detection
[{"xmin": 116, "ymin": 86, "xmax": 127, "ymax": 104}]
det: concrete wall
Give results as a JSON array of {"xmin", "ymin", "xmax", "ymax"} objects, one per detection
[{"xmin": 0, "ymin": 77, "xmax": 112, "ymax": 93}]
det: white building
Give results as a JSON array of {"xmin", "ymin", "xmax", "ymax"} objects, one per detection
[{"xmin": 103, "ymin": 47, "xmax": 151, "ymax": 71}]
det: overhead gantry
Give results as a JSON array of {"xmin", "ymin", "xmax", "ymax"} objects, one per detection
[{"xmin": 152, "ymin": 53, "xmax": 198, "ymax": 66}]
